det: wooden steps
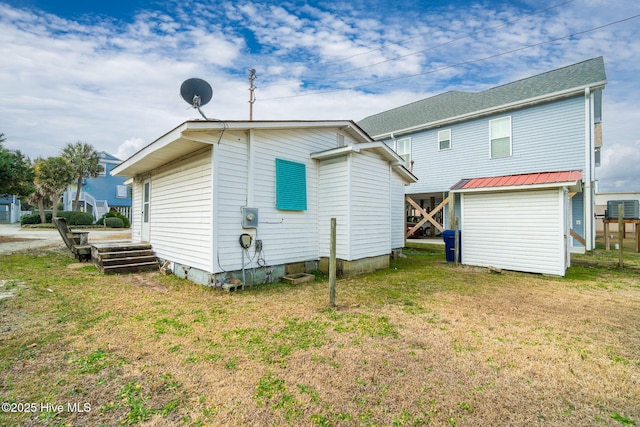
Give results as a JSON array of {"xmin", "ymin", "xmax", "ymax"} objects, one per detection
[
  {"xmin": 92, "ymin": 243, "xmax": 158, "ymax": 274},
  {"xmin": 53, "ymin": 217, "xmax": 92, "ymax": 261}
]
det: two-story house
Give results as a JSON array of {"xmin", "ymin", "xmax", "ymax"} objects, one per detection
[
  {"xmin": 63, "ymin": 151, "xmax": 132, "ymax": 221},
  {"xmin": 358, "ymin": 57, "xmax": 606, "ymax": 276}
]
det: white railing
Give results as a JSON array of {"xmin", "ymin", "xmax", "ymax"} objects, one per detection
[{"xmin": 70, "ymin": 191, "xmax": 110, "ymax": 221}]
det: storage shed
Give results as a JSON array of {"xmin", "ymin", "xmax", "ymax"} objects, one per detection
[
  {"xmin": 111, "ymin": 120, "xmax": 416, "ymax": 286},
  {"xmin": 451, "ymin": 171, "xmax": 582, "ymax": 276}
]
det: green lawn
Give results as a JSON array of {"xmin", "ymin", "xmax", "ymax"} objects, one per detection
[{"xmin": 0, "ymin": 245, "xmax": 638, "ymax": 426}]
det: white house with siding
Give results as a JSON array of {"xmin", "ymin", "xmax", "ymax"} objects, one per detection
[
  {"xmin": 111, "ymin": 120, "xmax": 416, "ymax": 286},
  {"xmin": 359, "ymin": 57, "xmax": 606, "ymax": 275}
]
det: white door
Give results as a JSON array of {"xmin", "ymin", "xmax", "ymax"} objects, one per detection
[{"xmin": 141, "ymin": 179, "xmax": 150, "ymax": 242}]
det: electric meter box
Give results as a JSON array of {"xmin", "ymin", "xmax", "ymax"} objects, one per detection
[{"xmin": 242, "ymin": 207, "xmax": 259, "ymax": 228}]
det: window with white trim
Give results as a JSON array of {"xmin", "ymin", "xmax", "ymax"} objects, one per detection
[
  {"xmin": 490, "ymin": 116, "xmax": 512, "ymax": 158},
  {"xmin": 395, "ymin": 137, "xmax": 411, "ymax": 168},
  {"xmin": 116, "ymin": 185, "xmax": 128, "ymax": 199},
  {"xmin": 438, "ymin": 129, "xmax": 451, "ymax": 151}
]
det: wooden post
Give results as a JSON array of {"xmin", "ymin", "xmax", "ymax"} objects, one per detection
[
  {"xmin": 448, "ymin": 192, "xmax": 456, "ymax": 231},
  {"xmin": 605, "ymin": 220, "xmax": 610, "ymax": 250},
  {"xmin": 454, "ymin": 217, "xmax": 460, "ymax": 267},
  {"xmin": 329, "ymin": 218, "xmax": 337, "ymax": 307},
  {"xmin": 618, "ymin": 204, "xmax": 624, "ymax": 268}
]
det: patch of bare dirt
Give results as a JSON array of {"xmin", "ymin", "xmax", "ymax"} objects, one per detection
[
  {"xmin": 0, "ymin": 236, "xmax": 41, "ymax": 243},
  {"xmin": 127, "ymin": 272, "xmax": 169, "ymax": 292}
]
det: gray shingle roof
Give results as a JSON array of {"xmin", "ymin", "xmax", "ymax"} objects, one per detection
[{"xmin": 358, "ymin": 57, "xmax": 606, "ymax": 138}]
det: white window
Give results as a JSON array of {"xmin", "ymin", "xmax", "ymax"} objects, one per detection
[
  {"xmin": 98, "ymin": 163, "xmax": 107, "ymax": 176},
  {"xmin": 116, "ymin": 185, "xmax": 128, "ymax": 199},
  {"xmin": 438, "ymin": 129, "xmax": 451, "ymax": 151},
  {"xmin": 490, "ymin": 116, "xmax": 512, "ymax": 158},
  {"xmin": 395, "ymin": 137, "xmax": 411, "ymax": 168}
]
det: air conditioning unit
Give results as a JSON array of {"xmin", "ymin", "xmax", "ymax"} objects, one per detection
[{"xmin": 606, "ymin": 200, "xmax": 639, "ymax": 219}]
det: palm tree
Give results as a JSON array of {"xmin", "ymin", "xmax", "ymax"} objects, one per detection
[
  {"xmin": 28, "ymin": 175, "xmax": 49, "ymax": 224},
  {"xmin": 33, "ymin": 157, "xmax": 76, "ymax": 220},
  {"xmin": 62, "ymin": 142, "xmax": 103, "ymax": 211}
]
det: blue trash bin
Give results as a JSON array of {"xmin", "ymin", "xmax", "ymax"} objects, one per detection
[{"xmin": 442, "ymin": 230, "xmax": 461, "ymax": 262}]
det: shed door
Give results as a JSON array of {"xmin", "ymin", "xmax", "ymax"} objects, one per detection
[
  {"xmin": 460, "ymin": 189, "xmax": 566, "ymax": 276},
  {"xmin": 141, "ymin": 179, "xmax": 150, "ymax": 242}
]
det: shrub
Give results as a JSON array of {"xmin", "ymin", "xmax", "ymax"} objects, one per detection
[
  {"xmin": 20, "ymin": 213, "xmax": 41, "ymax": 225},
  {"xmin": 98, "ymin": 211, "xmax": 130, "ymax": 228},
  {"xmin": 20, "ymin": 211, "xmax": 93, "ymax": 226},
  {"xmin": 104, "ymin": 217, "xmax": 124, "ymax": 228},
  {"xmin": 58, "ymin": 211, "xmax": 94, "ymax": 225}
]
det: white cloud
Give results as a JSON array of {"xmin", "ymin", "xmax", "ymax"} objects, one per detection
[
  {"xmin": 116, "ymin": 137, "xmax": 147, "ymax": 160},
  {"xmin": 0, "ymin": 0, "xmax": 639, "ymax": 192}
]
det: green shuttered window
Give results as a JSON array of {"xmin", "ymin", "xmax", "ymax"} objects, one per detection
[{"xmin": 275, "ymin": 158, "xmax": 307, "ymax": 210}]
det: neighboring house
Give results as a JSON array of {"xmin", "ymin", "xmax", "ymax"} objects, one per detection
[
  {"xmin": 359, "ymin": 57, "xmax": 606, "ymax": 276},
  {"xmin": 111, "ymin": 120, "xmax": 416, "ymax": 286},
  {"xmin": 0, "ymin": 195, "xmax": 21, "ymax": 224},
  {"xmin": 63, "ymin": 151, "xmax": 132, "ymax": 221}
]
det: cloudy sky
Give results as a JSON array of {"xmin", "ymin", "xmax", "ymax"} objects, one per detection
[{"xmin": 1, "ymin": 0, "xmax": 639, "ymax": 192}]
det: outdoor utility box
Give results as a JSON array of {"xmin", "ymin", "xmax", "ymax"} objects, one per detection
[
  {"xmin": 606, "ymin": 200, "xmax": 639, "ymax": 219},
  {"xmin": 242, "ymin": 207, "xmax": 259, "ymax": 228},
  {"xmin": 442, "ymin": 230, "xmax": 461, "ymax": 263}
]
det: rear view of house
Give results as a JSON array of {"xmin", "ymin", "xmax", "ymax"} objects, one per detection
[{"xmin": 112, "ymin": 120, "xmax": 416, "ymax": 286}]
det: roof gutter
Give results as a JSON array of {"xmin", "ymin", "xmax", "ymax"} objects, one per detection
[
  {"xmin": 371, "ymin": 81, "xmax": 607, "ymax": 140},
  {"xmin": 310, "ymin": 142, "xmax": 418, "ymax": 183}
]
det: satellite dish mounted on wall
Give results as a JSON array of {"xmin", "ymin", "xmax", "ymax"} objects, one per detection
[{"xmin": 180, "ymin": 78, "xmax": 213, "ymax": 120}]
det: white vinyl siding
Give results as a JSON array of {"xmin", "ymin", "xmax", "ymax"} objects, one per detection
[
  {"xmin": 350, "ymin": 151, "xmax": 391, "ymax": 259},
  {"xmin": 490, "ymin": 116, "xmax": 511, "ymax": 158},
  {"xmin": 246, "ymin": 128, "xmax": 332, "ymax": 268},
  {"xmin": 461, "ymin": 189, "xmax": 566, "ymax": 276},
  {"xmin": 407, "ymin": 96, "xmax": 586, "ymax": 194},
  {"xmin": 390, "ymin": 169, "xmax": 406, "ymax": 249},
  {"xmin": 438, "ymin": 129, "xmax": 451, "ymax": 151},
  {"xmin": 318, "ymin": 156, "xmax": 350, "ymax": 259},
  {"xmin": 128, "ymin": 125, "xmax": 411, "ymax": 278},
  {"xmin": 395, "ymin": 137, "xmax": 411, "ymax": 168},
  {"xmin": 318, "ymin": 152, "xmax": 395, "ymax": 260},
  {"xmin": 215, "ymin": 134, "xmax": 249, "ymax": 272},
  {"xmin": 147, "ymin": 148, "xmax": 213, "ymax": 272}
]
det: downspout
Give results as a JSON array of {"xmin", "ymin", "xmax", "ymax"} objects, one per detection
[
  {"xmin": 584, "ymin": 87, "xmax": 593, "ymax": 251},
  {"xmin": 211, "ymin": 141, "xmax": 220, "ymax": 284},
  {"xmin": 247, "ymin": 129, "xmax": 255, "ymax": 207}
]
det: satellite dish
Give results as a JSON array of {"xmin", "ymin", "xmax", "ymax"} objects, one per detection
[{"xmin": 180, "ymin": 78, "xmax": 213, "ymax": 120}]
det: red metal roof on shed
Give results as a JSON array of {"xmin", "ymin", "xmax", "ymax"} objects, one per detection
[{"xmin": 451, "ymin": 170, "xmax": 582, "ymax": 190}]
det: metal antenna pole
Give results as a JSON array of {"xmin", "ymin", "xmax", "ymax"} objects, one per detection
[{"xmin": 249, "ymin": 68, "xmax": 257, "ymax": 120}]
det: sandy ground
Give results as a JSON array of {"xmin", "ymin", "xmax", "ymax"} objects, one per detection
[{"xmin": 0, "ymin": 223, "xmax": 132, "ymax": 255}]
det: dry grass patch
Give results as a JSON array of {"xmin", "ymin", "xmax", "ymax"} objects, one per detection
[{"xmin": 0, "ymin": 246, "xmax": 639, "ymax": 426}]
